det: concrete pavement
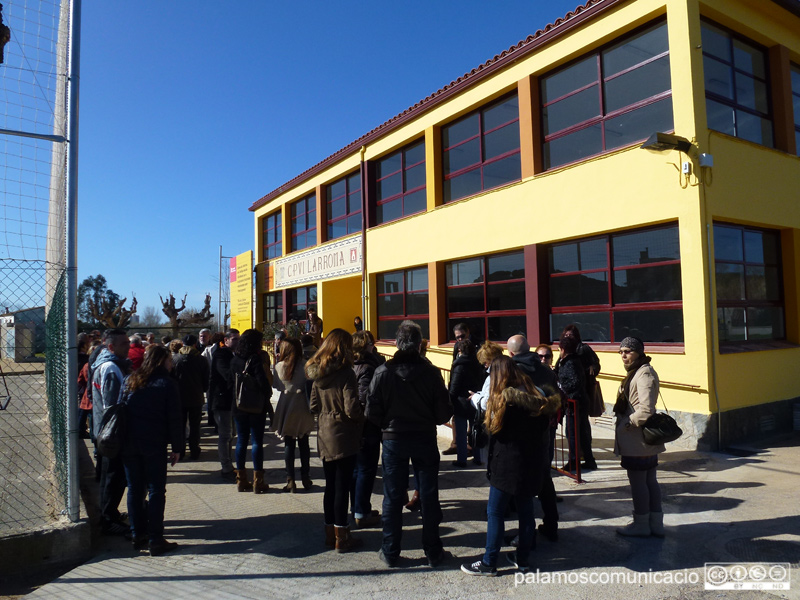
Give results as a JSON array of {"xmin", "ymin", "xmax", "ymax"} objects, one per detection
[{"xmin": 19, "ymin": 422, "xmax": 800, "ymax": 599}]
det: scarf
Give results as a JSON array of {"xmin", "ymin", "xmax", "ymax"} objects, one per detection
[{"xmin": 613, "ymin": 354, "xmax": 651, "ymax": 415}]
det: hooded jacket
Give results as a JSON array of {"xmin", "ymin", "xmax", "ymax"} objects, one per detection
[
  {"xmin": 366, "ymin": 350, "xmax": 452, "ymax": 440},
  {"xmin": 512, "ymin": 351, "xmax": 559, "ymax": 396},
  {"xmin": 91, "ymin": 348, "xmax": 127, "ymax": 438},
  {"xmin": 307, "ymin": 360, "xmax": 363, "ymax": 461},
  {"xmin": 486, "ymin": 387, "xmax": 559, "ymax": 497}
]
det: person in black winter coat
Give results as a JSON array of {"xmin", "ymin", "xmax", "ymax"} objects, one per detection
[
  {"xmin": 173, "ymin": 334, "xmax": 210, "ymax": 460},
  {"xmin": 350, "ymin": 330, "xmax": 382, "ymax": 528},
  {"xmin": 121, "ymin": 345, "xmax": 182, "ymax": 556},
  {"xmin": 556, "ymin": 332, "xmax": 597, "ymax": 471},
  {"xmin": 461, "ymin": 356, "xmax": 558, "ymax": 576},
  {"xmin": 229, "ymin": 329, "xmax": 273, "ymax": 493},
  {"xmin": 210, "ymin": 330, "xmax": 239, "ymax": 479},
  {"xmin": 449, "ymin": 339, "xmax": 486, "ymax": 468}
]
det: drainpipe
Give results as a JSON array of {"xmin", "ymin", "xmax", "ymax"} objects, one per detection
[
  {"xmin": 359, "ymin": 146, "xmax": 367, "ymax": 331},
  {"xmin": 706, "ymin": 223, "xmax": 722, "ymax": 450}
]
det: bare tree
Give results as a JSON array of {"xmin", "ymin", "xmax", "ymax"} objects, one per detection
[
  {"xmin": 159, "ymin": 293, "xmax": 214, "ymax": 336},
  {"xmin": 88, "ymin": 295, "xmax": 138, "ymax": 329},
  {"xmin": 139, "ymin": 305, "xmax": 163, "ymax": 327}
]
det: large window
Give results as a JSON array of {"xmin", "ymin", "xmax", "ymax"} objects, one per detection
[
  {"xmin": 327, "ymin": 172, "xmax": 362, "ymax": 241},
  {"xmin": 290, "ymin": 194, "xmax": 316, "ymax": 252},
  {"xmin": 287, "ymin": 285, "xmax": 317, "ymax": 323},
  {"xmin": 549, "ymin": 225, "xmax": 683, "ymax": 343},
  {"xmin": 375, "ymin": 140, "xmax": 427, "ymax": 224},
  {"xmin": 541, "ymin": 21, "xmax": 673, "ymax": 170},
  {"xmin": 376, "ymin": 267, "xmax": 429, "ymax": 341},
  {"xmin": 262, "ymin": 211, "xmax": 282, "ymax": 260},
  {"xmin": 702, "ymin": 21, "xmax": 773, "ymax": 147},
  {"xmin": 442, "ymin": 94, "xmax": 521, "ymax": 203},
  {"xmin": 446, "ymin": 251, "xmax": 525, "ymax": 342},
  {"xmin": 263, "ymin": 292, "xmax": 283, "ymax": 325},
  {"xmin": 792, "ymin": 64, "xmax": 800, "ymax": 156},
  {"xmin": 714, "ymin": 224, "xmax": 784, "ymax": 343}
]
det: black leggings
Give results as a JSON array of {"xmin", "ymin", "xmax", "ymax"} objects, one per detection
[
  {"xmin": 284, "ymin": 435, "xmax": 310, "ymax": 480},
  {"xmin": 627, "ymin": 467, "xmax": 662, "ymax": 514},
  {"xmin": 323, "ymin": 455, "xmax": 356, "ymax": 527}
]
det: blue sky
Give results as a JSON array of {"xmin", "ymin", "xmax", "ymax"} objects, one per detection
[{"xmin": 78, "ymin": 0, "xmax": 581, "ymax": 319}]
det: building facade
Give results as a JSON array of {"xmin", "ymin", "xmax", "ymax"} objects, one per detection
[{"xmin": 250, "ymin": 0, "xmax": 800, "ymax": 449}]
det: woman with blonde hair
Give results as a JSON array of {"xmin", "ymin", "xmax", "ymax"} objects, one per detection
[
  {"xmin": 307, "ymin": 328, "xmax": 364, "ymax": 552},
  {"xmin": 273, "ymin": 337, "xmax": 315, "ymax": 492},
  {"xmin": 461, "ymin": 356, "xmax": 558, "ymax": 576}
]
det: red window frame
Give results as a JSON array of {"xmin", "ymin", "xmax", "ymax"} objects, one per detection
[
  {"xmin": 541, "ymin": 20, "xmax": 672, "ymax": 170},
  {"xmin": 327, "ymin": 172, "xmax": 362, "ymax": 241},
  {"xmin": 263, "ymin": 291, "xmax": 283, "ymax": 325},
  {"xmin": 376, "ymin": 267, "xmax": 429, "ymax": 341},
  {"xmin": 714, "ymin": 222, "xmax": 784, "ymax": 343},
  {"xmin": 290, "ymin": 193, "xmax": 316, "ymax": 253},
  {"xmin": 445, "ymin": 251, "xmax": 526, "ymax": 342},
  {"xmin": 701, "ymin": 19, "xmax": 773, "ymax": 147},
  {"xmin": 375, "ymin": 140, "xmax": 426, "ymax": 224},
  {"xmin": 261, "ymin": 210, "xmax": 282, "ymax": 260},
  {"xmin": 287, "ymin": 285, "xmax": 317, "ymax": 325},
  {"xmin": 442, "ymin": 94, "xmax": 520, "ymax": 203},
  {"xmin": 548, "ymin": 225, "xmax": 683, "ymax": 344}
]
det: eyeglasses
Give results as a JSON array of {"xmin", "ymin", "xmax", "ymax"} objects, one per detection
[{"xmin": 537, "ymin": 353, "xmax": 553, "ymax": 360}]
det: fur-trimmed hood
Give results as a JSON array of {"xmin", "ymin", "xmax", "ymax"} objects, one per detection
[{"xmin": 502, "ymin": 386, "xmax": 561, "ymax": 417}]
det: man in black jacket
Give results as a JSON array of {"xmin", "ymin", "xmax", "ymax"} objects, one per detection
[
  {"xmin": 173, "ymin": 334, "xmax": 210, "ymax": 460},
  {"xmin": 209, "ymin": 329, "xmax": 239, "ymax": 480},
  {"xmin": 366, "ymin": 321, "xmax": 453, "ymax": 569},
  {"xmin": 507, "ymin": 335, "xmax": 558, "ymax": 394}
]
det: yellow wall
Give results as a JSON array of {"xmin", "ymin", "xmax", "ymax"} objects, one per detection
[
  {"xmin": 251, "ymin": 0, "xmax": 800, "ymax": 420},
  {"xmin": 318, "ymin": 276, "xmax": 362, "ymax": 337}
]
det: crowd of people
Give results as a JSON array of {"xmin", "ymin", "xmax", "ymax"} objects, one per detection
[{"xmin": 78, "ymin": 317, "xmax": 667, "ymax": 571}]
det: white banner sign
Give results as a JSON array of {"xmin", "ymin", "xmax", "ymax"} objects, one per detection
[{"xmin": 272, "ymin": 235, "xmax": 362, "ymax": 289}]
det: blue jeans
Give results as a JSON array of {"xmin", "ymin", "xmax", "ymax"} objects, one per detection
[
  {"xmin": 381, "ymin": 436, "xmax": 443, "ymax": 559},
  {"xmin": 234, "ymin": 411, "xmax": 267, "ymax": 471},
  {"xmin": 484, "ymin": 485, "xmax": 535, "ymax": 568},
  {"xmin": 123, "ymin": 451, "xmax": 168, "ymax": 543},
  {"xmin": 351, "ymin": 424, "xmax": 381, "ymax": 517}
]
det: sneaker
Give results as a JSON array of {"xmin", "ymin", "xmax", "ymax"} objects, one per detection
[
  {"xmin": 149, "ymin": 540, "xmax": 179, "ymax": 557},
  {"xmin": 506, "ymin": 551, "xmax": 530, "ymax": 573},
  {"xmin": 220, "ymin": 469, "xmax": 236, "ymax": 482},
  {"xmin": 132, "ymin": 536, "xmax": 149, "ymax": 551},
  {"xmin": 378, "ymin": 548, "xmax": 399, "ymax": 568},
  {"xmin": 461, "ymin": 560, "xmax": 497, "ymax": 576},
  {"xmin": 101, "ymin": 520, "xmax": 129, "ymax": 536},
  {"xmin": 355, "ymin": 510, "xmax": 381, "ymax": 529},
  {"xmin": 427, "ymin": 548, "xmax": 447, "ymax": 568}
]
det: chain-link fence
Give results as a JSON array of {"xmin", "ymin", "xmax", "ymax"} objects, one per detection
[{"xmin": 0, "ymin": 0, "xmax": 74, "ymax": 533}]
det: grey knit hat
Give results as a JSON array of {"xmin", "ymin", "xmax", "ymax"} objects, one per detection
[{"xmin": 619, "ymin": 336, "xmax": 644, "ymax": 354}]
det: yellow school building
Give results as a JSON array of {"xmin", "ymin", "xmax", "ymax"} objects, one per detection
[{"xmin": 250, "ymin": 0, "xmax": 800, "ymax": 450}]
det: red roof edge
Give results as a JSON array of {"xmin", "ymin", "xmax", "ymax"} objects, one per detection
[{"xmin": 249, "ymin": 0, "xmax": 626, "ymax": 213}]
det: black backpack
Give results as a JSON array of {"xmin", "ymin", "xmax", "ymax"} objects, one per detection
[{"xmin": 96, "ymin": 398, "xmax": 128, "ymax": 459}]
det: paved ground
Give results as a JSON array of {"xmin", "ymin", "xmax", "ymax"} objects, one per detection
[{"xmin": 14, "ymin": 421, "xmax": 800, "ymax": 600}]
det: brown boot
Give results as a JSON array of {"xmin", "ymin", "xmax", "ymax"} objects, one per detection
[
  {"xmin": 334, "ymin": 525, "xmax": 363, "ymax": 553},
  {"xmin": 325, "ymin": 524, "xmax": 335, "ymax": 548},
  {"xmin": 253, "ymin": 470, "xmax": 269, "ymax": 494},
  {"xmin": 283, "ymin": 477, "xmax": 297, "ymax": 493},
  {"xmin": 235, "ymin": 469, "xmax": 253, "ymax": 492}
]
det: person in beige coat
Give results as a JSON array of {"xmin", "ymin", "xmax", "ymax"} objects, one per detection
[
  {"xmin": 613, "ymin": 336, "xmax": 666, "ymax": 538},
  {"xmin": 307, "ymin": 328, "xmax": 364, "ymax": 553}
]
